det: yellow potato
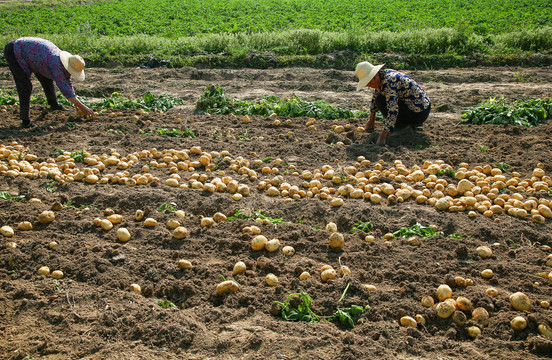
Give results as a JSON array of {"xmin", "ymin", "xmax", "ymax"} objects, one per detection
[
  {"xmin": 232, "ymin": 261, "xmax": 246, "ymax": 275},
  {"xmin": 400, "ymin": 316, "xmax": 417, "ymax": 328},
  {"xmin": 38, "ymin": 210, "xmax": 55, "ymax": 224},
  {"xmin": 216, "ymin": 280, "xmax": 239, "ymax": 295},
  {"xmin": 117, "ymin": 227, "xmax": 131, "ymax": 242},
  {"xmin": 509, "ymin": 292, "xmax": 531, "ymax": 311},
  {"xmin": 173, "ymin": 226, "xmax": 189, "ymax": 239}
]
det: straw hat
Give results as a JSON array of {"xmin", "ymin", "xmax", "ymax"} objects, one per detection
[
  {"xmin": 60, "ymin": 51, "xmax": 85, "ymax": 81},
  {"xmin": 355, "ymin": 61, "xmax": 384, "ymax": 91}
]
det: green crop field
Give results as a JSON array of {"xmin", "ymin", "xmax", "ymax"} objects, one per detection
[{"xmin": 1, "ymin": 0, "xmax": 551, "ymax": 69}]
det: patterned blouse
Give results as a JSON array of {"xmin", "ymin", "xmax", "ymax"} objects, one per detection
[
  {"xmin": 13, "ymin": 37, "xmax": 76, "ymax": 99},
  {"xmin": 370, "ymin": 69, "xmax": 430, "ymax": 133}
]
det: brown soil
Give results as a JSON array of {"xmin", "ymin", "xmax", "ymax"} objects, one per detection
[{"xmin": 1, "ymin": 65, "xmax": 552, "ymax": 360}]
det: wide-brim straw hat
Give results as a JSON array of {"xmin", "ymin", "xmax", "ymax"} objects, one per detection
[
  {"xmin": 60, "ymin": 51, "xmax": 85, "ymax": 81},
  {"xmin": 355, "ymin": 61, "xmax": 384, "ymax": 91}
]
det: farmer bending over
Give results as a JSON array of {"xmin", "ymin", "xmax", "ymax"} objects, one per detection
[
  {"xmin": 355, "ymin": 61, "xmax": 431, "ymax": 146},
  {"xmin": 4, "ymin": 37, "xmax": 94, "ymax": 128}
]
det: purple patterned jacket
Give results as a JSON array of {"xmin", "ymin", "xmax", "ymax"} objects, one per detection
[{"xmin": 14, "ymin": 37, "xmax": 76, "ymax": 98}]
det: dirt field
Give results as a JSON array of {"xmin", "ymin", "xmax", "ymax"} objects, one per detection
[{"xmin": 1, "ymin": 65, "xmax": 552, "ymax": 360}]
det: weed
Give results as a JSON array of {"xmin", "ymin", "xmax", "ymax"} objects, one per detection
[
  {"xmin": 237, "ymin": 130, "xmax": 250, "ymax": 141},
  {"xmin": 0, "ymin": 191, "xmax": 26, "ymax": 202},
  {"xmin": 157, "ymin": 202, "xmax": 177, "ymax": 212},
  {"xmin": 156, "ymin": 299, "xmax": 177, "ymax": 309},
  {"xmin": 228, "ymin": 208, "xmax": 285, "ymax": 224},
  {"xmin": 393, "ymin": 223, "xmax": 442, "ymax": 239},
  {"xmin": 415, "ymin": 144, "xmax": 427, "ymax": 150},
  {"xmin": 107, "ymin": 129, "xmax": 124, "ymax": 134},
  {"xmin": 437, "ymin": 169, "xmax": 456, "ymax": 178},
  {"xmin": 496, "ymin": 162, "xmax": 511, "ymax": 172},
  {"xmin": 262, "ymin": 157, "xmax": 272, "ymax": 162},
  {"xmin": 45, "ymin": 181, "xmax": 58, "ymax": 193},
  {"xmin": 275, "ymin": 292, "xmax": 320, "ymax": 323},
  {"xmin": 140, "ymin": 130, "xmax": 154, "ymax": 136},
  {"xmin": 479, "ymin": 145, "xmax": 488, "ymax": 152},
  {"xmin": 350, "ymin": 221, "xmax": 374, "ymax": 234},
  {"xmin": 65, "ymin": 122, "xmax": 77, "ymax": 128},
  {"xmin": 52, "ymin": 279, "xmax": 61, "ymax": 292},
  {"xmin": 329, "ymin": 282, "xmax": 370, "ymax": 328},
  {"xmin": 157, "ymin": 128, "xmax": 196, "ymax": 138}
]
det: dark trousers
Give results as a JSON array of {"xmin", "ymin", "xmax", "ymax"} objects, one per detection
[
  {"xmin": 374, "ymin": 93, "xmax": 431, "ymax": 130},
  {"xmin": 4, "ymin": 41, "xmax": 60, "ymax": 123}
]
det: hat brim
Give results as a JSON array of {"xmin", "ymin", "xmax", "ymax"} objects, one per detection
[
  {"xmin": 356, "ymin": 64, "xmax": 384, "ymax": 91},
  {"xmin": 60, "ymin": 51, "xmax": 85, "ymax": 81}
]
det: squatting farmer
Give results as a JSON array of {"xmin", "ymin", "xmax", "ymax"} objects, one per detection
[
  {"xmin": 355, "ymin": 61, "xmax": 431, "ymax": 146},
  {"xmin": 3, "ymin": 37, "xmax": 94, "ymax": 128}
]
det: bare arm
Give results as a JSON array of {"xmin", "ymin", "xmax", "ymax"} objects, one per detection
[
  {"xmin": 365, "ymin": 112, "xmax": 376, "ymax": 132},
  {"xmin": 67, "ymin": 97, "xmax": 94, "ymax": 119}
]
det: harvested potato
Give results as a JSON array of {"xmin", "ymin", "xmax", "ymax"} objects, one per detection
[
  {"xmin": 538, "ymin": 324, "xmax": 552, "ymax": 339},
  {"xmin": 144, "ymin": 218, "xmax": 158, "ymax": 227},
  {"xmin": 456, "ymin": 296, "xmax": 472, "ymax": 311},
  {"xmin": 177, "ymin": 259, "xmax": 192, "ymax": 269},
  {"xmin": 436, "ymin": 299, "xmax": 456, "ymax": 319},
  {"xmin": 135, "ymin": 210, "xmax": 145, "ymax": 221},
  {"xmin": 421, "ymin": 296, "xmax": 434, "ymax": 308},
  {"xmin": 251, "ymin": 235, "xmax": 268, "ymax": 251},
  {"xmin": 232, "ymin": 261, "xmax": 246, "ymax": 275},
  {"xmin": 510, "ymin": 316, "xmax": 527, "ymax": 331},
  {"xmin": 452, "ymin": 311, "xmax": 467, "ymax": 326},
  {"xmin": 265, "ymin": 238, "xmax": 281, "ymax": 252},
  {"xmin": 18, "ymin": 221, "xmax": 33, "ymax": 231},
  {"xmin": 436, "ymin": 284, "xmax": 452, "ymax": 301},
  {"xmin": 200, "ymin": 217, "xmax": 215, "ymax": 227},
  {"xmin": 467, "ymin": 326, "xmax": 481, "ymax": 339},
  {"xmin": 472, "ymin": 307, "xmax": 490, "ymax": 326},
  {"xmin": 213, "ymin": 212, "xmax": 227, "ymax": 222},
  {"xmin": 38, "ymin": 210, "xmax": 55, "ymax": 224},
  {"xmin": 51, "ymin": 270, "xmax": 64, "ymax": 279},
  {"xmin": 282, "ymin": 246, "xmax": 295, "ymax": 256},
  {"xmin": 329, "ymin": 232, "xmax": 345, "ymax": 248},
  {"xmin": 485, "ymin": 287, "xmax": 499, "ymax": 297},
  {"xmin": 325, "ymin": 222, "xmax": 338, "ymax": 233},
  {"xmin": 400, "ymin": 316, "xmax": 417, "ymax": 328},
  {"xmin": 509, "ymin": 292, "xmax": 531, "ymax": 311},
  {"xmin": 0, "ymin": 226, "xmax": 14, "ymax": 237},
  {"xmin": 100, "ymin": 219, "xmax": 113, "ymax": 231},
  {"xmin": 173, "ymin": 226, "xmax": 189, "ymax": 239},
  {"xmin": 129, "ymin": 283, "xmax": 141, "ymax": 294},
  {"xmin": 265, "ymin": 273, "xmax": 279, "ymax": 287},
  {"xmin": 476, "ymin": 246, "xmax": 492, "ymax": 258},
  {"xmin": 481, "ymin": 269, "xmax": 494, "ymax": 279},
  {"xmin": 107, "ymin": 214, "xmax": 123, "ymax": 224},
  {"xmin": 216, "ymin": 280, "xmax": 239, "ymax": 295},
  {"xmin": 321, "ymin": 268, "xmax": 337, "ymax": 282},
  {"xmin": 299, "ymin": 272, "xmax": 311, "ymax": 281},
  {"xmin": 37, "ymin": 266, "xmax": 50, "ymax": 276},
  {"xmin": 117, "ymin": 227, "xmax": 131, "ymax": 242},
  {"xmin": 166, "ymin": 219, "xmax": 180, "ymax": 230}
]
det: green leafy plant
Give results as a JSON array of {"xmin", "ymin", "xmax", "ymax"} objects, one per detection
[
  {"xmin": 45, "ymin": 181, "xmax": 58, "ymax": 193},
  {"xmin": 90, "ymin": 91, "xmax": 184, "ymax": 112},
  {"xmin": 393, "ymin": 223, "xmax": 442, "ymax": 239},
  {"xmin": 156, "ymin": 299, "xmax": 178, "ymax": 309},
  {"xmin": 496, "ymin": 162, "xmax": 511, "ymax": 172},
  {"xmin": 157, "ymin": 202, "xmax": 177, "ymax": 212},
  {"xmin": 328, "ymin": 283, "xmax": 369, "ymax": 328},
  {"xmin": 237, "ymin": 130, "xmax": 250, "ymax": 141},
  {"xmin": 228, "ymin": 208, "xmax": 285, "ymax": 224},
  {"xmin": 275, "ymin": 292, "xmax": 320, "ymax": 323},
  {"xmin": 437, "ymin": 169, "xmax": 456, "ymax": 178},
  {"xmin": 70, "ymin": 149, "xmax": 86, "ymax": 163},
  {"xmin": 461, "ymin": 97, "xmax": 552, "ymax": 127},
  {"xmin": 196, "ymin": 85, "xmax": 370, "ymax": 120},
  {"xmin": 350, "ymin": 220, "xmax": 374, "ymax": 234},
  {"xmin": 479, "ymin": 145, "xmax": 488, "ymax": 152},
  {"xmin": 0, "ymin": 191, "xmax": 26, "ymax": 202},
  {"xmin": 65, "ymin": 122, "xmax": 77, "ymax": 128},
  {"xmin": 157, "ymin": 127, "xmax": 196, "ymax": 138},
  {"xmin": 262, "ymin": 157, "xmax": 272, "ymax": 162}
]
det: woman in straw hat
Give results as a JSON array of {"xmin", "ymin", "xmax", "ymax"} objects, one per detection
[
  {"xmin": 4, "ymin": 37, "xmax": 94, "ymax": 128},
  {"xmin": 355, "ymin": 61, "xmax": 431, "ymax": 146}
]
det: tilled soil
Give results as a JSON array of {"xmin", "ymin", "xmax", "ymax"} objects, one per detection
[{"xmin": 0, "ymin": 65, "xmax": 552, "ymax": 360}]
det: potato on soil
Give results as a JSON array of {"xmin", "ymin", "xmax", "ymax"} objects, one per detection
[
  {"xmin": 17, "ymin": 222, "xmax": 32, "ymax": 231},
  {"xmin": 232, "ymin": 261, "xmax": 246, "ymax": 275},
  {"xmin": 321, "ymin": 268, "xmax": 337, "ymax": 282},
  {"xmin": 38, "ymin": 210, "xmax": 55, "ymax": 224},
  {"xmin": 400, "ymin": 316, "xmax": 417, "ymax": 328},
  {"xmin": 282, "ymin": 245, "xmax": 295, "ymax": 256},
  {"xmin": 51, "ymin": 270, "xmax": 64, "ymax": 279},
  {"xmin": 129, "ymin": 283, "xmax": 141, "ymax": 294},
  {"xmin": 216, "ymin": 280, "xmax": 239, "ymax": 295},
  {"xmin": 173, "ymin": 226, "xmax": 189, "ymax": 239},
  {"xmin": 436, "ymin": 284, "xmax": 452, "ymax": 301},
  {"xmin": 177, "ymin": 259, "xmax": 192, "ymax": 269},
  {"xmin": 509, "ymin": 292, "xmax": 531, "ymax": 311},
  {"xmin": 251, "ymin": 235, "xmax": 268, "ymax": 251},
  {"xmin": 266, "ymin": 273, "xmax": 279, "ymax": 287},
  {"xmin": 510, "ymin": 316, "xmax": 527, "ymax": 330},
  {"xmin": 37, "ymin": 266, "xmax": 50, "ymax": 276},
  {"xmin": 117, "ymin": 227, "xmax": 131, "ymax": 242},
  {"xmin": 144, "ymin": 218, "xmax": 158, "ymax": 227},
  {"xmin": 299, "ymin": 272, "xmax": 311, "ymax": 281},
  {"xmin": 1, "ymin": 226, "xmax": 14, "ymax": 237}
]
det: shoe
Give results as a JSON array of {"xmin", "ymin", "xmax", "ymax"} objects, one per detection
[{"xmin": 21, "ymin": 120, "xmax": 34, "ymax": 128}]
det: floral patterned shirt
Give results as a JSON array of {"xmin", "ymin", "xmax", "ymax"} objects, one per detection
[
  {"xmin": 370, "ymin": 69, "xmax": 430, "ymax": 133},
  {"xmin": 13, "ymin": 37, "xmax": 76, "ymax": 99}
]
